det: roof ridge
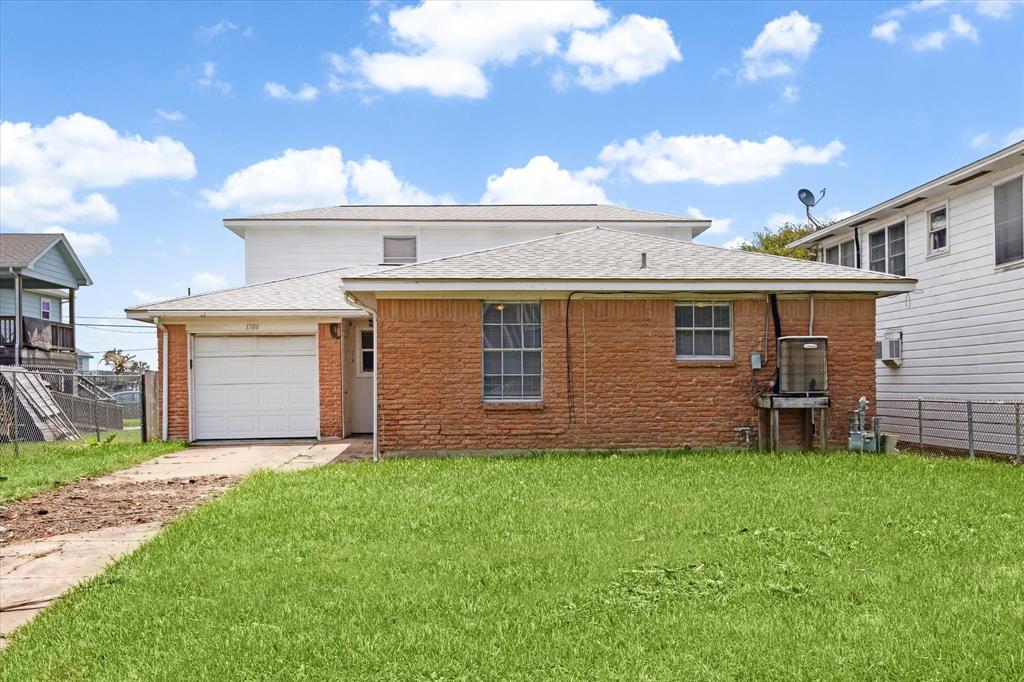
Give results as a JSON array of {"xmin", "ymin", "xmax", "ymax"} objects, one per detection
[{"xmin": 126, "ymin": 264, "xmax": 379, "ymax": 311}]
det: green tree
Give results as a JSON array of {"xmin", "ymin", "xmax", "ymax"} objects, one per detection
[
  {"xmin": 739, "ymin": 221, "xmax": 818, "ymax": 260},
  {"xmin": 102, "ymin": 349, "xmax": 147, "ymax": 373}
]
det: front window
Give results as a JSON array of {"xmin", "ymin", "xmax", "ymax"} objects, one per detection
[
  {"xmin": 382, "ymin": 236, "xmax": 417, "ymax": 264},
  {"xmin": 928, "ymin": 206, "xmax": 948, "ymax": 254},
  {"xmin": 40, "ymin": 300, "xmax": 51, "ymax": 320},
  {"xmin": 675, "ymin": 302, "xmax": 732, "ymax": 360},
  {"xmin": 869, "ymin": 222, "xmax": 906, "ymax": 275},
  {"xmin": 994, "ymin": 177, "xmax": 1023, "ymax": 266},
  {"xmin": 483, "ymin": 302, "xmax": 542, "ymax": 401}
]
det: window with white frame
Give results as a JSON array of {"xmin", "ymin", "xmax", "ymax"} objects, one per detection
[
  {"xmin": 928, "ymin": 205, "xmax": 948, "ymax": 255},
  {"xmin": 840, "ymin": 239, "xmax": 855, "ymax": 268},
  {"xmin": 824, "ymin": 240, "xmax": 855, "ymax": 267},
  {"xmin": 869, "ymin": 222, "xmax": 906, "ymax": 275},
  {"xmin": 382, "ymin": 236, "xmax": 417, "ymax": 264},
  {"xmin": 40, "ymin": 300, "xmax": 51, "ymax": 320},
  {"xmin": 675, "ymin": 302, "xmax": 732, "ymax": 360},
  {"xmin": 358, "ymin": 328, "xmax": 374, "ymax": 375},
  {"xmin": 482, "ymin": 302, "xmax": 542, "ymax": 401},
  {"xmin": 994, "ymin": 176, "xmax": 1023, "ymax": 266}
]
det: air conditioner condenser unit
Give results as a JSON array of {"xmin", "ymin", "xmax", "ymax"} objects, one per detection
[{"xmin": 777, "ymin": 336, "xmax": 828, "ymax": 395}]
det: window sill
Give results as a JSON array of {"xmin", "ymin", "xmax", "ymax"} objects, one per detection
[
  {"xmin": 676, "ymin": 358, "xmax": 737, "ymax": 368},
  {"xmin": 925, "ymin": 249, "xmax": 949, "ymax": 261},
  {"xmin": 994, "ymin": 258, "xmax": 1024, "ymax": 273},
  {"xmin": 482, "ymin": 401, "xmax": 545, "ymax": 411}
]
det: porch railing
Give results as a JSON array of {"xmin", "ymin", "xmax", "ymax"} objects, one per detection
[{"xmin": 0, "ymin": 316, "xmax": 75, "ymax": 352}]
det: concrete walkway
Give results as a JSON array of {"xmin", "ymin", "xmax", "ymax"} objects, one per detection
[{"xmin": 0, "ymin": 438, "xmax": 371, "ymax": 645}]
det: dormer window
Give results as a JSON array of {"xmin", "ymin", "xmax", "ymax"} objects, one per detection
[{"xmin": 382, "ymin": 236, "xmax": 417, "ymax": 264}]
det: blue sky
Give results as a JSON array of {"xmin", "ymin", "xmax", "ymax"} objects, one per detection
[{"xmin": 1, "ymin": 0, "xmax": 1022, "ymax": 367}]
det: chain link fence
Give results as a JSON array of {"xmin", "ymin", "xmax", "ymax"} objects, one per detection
[
  {"xmin": 877, "ymin": 398, "xmax": 1024, "ymax": 462},
  {"xmin": 0, "ymin": 366, "xmax": 149, "ymax": 458}
]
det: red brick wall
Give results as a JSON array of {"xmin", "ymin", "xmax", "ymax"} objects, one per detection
[
  {"xmin": 376, "ymin": 297, "xmax": 876, "ymax": 454},
  {"xmin": 318, "ymin": 323, "xmax": 344, "ymax": 437},
  {"xmin": 161, "ymin": 324, "xmax": 190, "ymax": 441}
]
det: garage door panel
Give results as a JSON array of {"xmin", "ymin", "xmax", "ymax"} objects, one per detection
[{"xmin": 193, "ymin": 335, "xmax": 317, "ymax": 439}]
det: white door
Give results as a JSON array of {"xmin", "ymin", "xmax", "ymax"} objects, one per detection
[
  {"xmin": 192, "ymin": 335, "xmax": 317, "ymax": 440},
  {"xmin": 347, "ymin": 323, "xmax": 374, "ymax": 433}
]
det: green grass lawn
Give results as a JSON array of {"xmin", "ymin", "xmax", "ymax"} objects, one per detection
[
  {"xmin": 0, "ymin": 439, "xmax": 186, "ymax": 503},
  {"xmin": 2, "ymin": 452, "xmax": 1021, "ymax": 680}
]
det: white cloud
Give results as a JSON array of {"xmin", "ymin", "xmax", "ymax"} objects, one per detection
[
  {"xmin": 564, "ymin": 14, "xmax": 681, "ymax": 91},
  {"xmin": 42, "ymin": 227, "xmax": 112, "ymax": 257},
  {"xmin": 767, "ymin": 212, "xmax": 799, "ymax": 227},
  {"xmin": 976, "ymin": 1, "xmax": 1014, "ymax": 19},
  {"xmin": 481, "ymin": 155, "xmax": 610, "ymax": 204},
  {"xmin": 949, "ymin": 13, "xmax": 979, "ymax": 40},
  {"xmin": 345, "ymin": 1, "xmax": 678, "ymax": 97},
  {"xmin": 201, "ymin": 146, "xmax": 447, "ymax": 214},
  {"xmin": 0, "ymin": 113, "xmax": 195, "ymax": 230},
  {"xmin": 599, "ymin": 132, "xmax": 845, "ymax": 185},
  {"xmin": 132, "ymin": 289, "xmax": 155, "ymax": 302},
  {"xmin": 154, "ymin": 109, "xmax": 186, "ymax": 122},
  {"xmin": 686, "ymin": 206, "xmax": 732, "ymax": 236},
  {"xmin": 264, "ymin": 81, "xmax": 319, "ymax": 101},
  {"xmin": 871, "ymin": 19, "xmax": 902, "ymax": 42},
  {"xmin": 970, "ymin": 127, "xmax": 1024, "ymax": 149},
  {"xmin": 912, "ymin": 29, "xmax": 948, "ymax": 50},
  {"xmin": 970, "ymin": 131, "xmax": 993, "ymax": 148},
  {"xmin": 780, "ymin": 84, "xmax": 800, "ymax": 103},
  {"xmin": 190, "ymin": 272, "xmax": 228, "ymax": 292},
  {"xmin": 198, "ymin": 61, "xmax": 231, "ymax": 94},
  {"xmin": 197, "ymin": 20, "xmax": 237, "ymax": 40},
  {"xmin": 825, "ymin": 208, "xmax": 855, "ymax": 222},
  {"xmin": 721, "ymin": 235, "xmax": 750, "ymax": 250},
  {"xmin": 741, "ymin": 12, "xmax": 821, "ymax": 80}
]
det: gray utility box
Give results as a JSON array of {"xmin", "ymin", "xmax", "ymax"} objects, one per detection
[{"xmin": 777, "ymin": 336, "xmax": 828, "ymax": 395}]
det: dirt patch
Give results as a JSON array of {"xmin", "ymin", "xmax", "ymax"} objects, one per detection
[{"xmin": 0, "ymin": 475, "xmax": 239, "ymax": 545}]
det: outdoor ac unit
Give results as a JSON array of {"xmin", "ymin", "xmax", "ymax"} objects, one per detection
[
  {"xmin": 878, "ymin": 332, "xmax": 903, "ymax": 367},
  {"xmin": 777, "ymin": 336, "xmax": 828, "ymax": 395}
]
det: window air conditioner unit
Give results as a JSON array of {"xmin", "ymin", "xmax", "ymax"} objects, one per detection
[
  {"xmin": 777, "ymin": 336, "xmax": 828, "ymax": 395},
  {"xmin": 878, "ymin": 332, "xmax": 903, "ymax": 367}
]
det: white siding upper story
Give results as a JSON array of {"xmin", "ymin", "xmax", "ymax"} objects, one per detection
[
  {"xmin": 811, "ymin": 161, "xmax": 1024, "ymax": 400},
  {"xmin": 240, "ymin": 223, "xmax": 699, "ymax": 285}
]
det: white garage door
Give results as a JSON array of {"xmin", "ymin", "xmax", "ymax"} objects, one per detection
[{"xmin": 193, "ymin": 335, "xmax": 317, "ymax": 440}]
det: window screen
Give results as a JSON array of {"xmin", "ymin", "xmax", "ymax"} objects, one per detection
[
  {"xmin": 887, "ymin": 222, "xmax": 906, "ymax": 276},
  {"xmin": 840, "ymin": 240, "xmax": 855, "ymax": 267},
  {"xmin": 382, "ymin": 236, "xmax": 417, "ymax": 264},
  {"xmin": 483, "ymin": 302, "xmax": 542, "ymax": 401},
  {"xmin": 929, "ymin": 207, "xmax": 948, "ymax": 253},
  {"xmin": 675, "ymin": 302, "xmax": 732, "ymax": 359},
  {"xmin": 995, "ymin": 177, "xmax": 1023, "ymax": 266}
]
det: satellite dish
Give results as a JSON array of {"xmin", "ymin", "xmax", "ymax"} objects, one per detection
[{"xmin": 798, "ymin": 188, "xmax": 818, "ymax": 207}]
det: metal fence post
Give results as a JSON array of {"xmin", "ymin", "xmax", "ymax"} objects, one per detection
[
  {"xmin": 1015, "ymin": 403, "xmax": 1022, "ymax": 464},
  {"xmin": 917, "ymin": 397, "xmax": 923, "ymax": 451},
  {"xmin": 11, "ymin": 368, "xmax": 19, "ymax": 454},
  {"xmin": 966, "ymin": 400, "xmax": 974, "ymax": 459},
  {"xmin": 92, "ymin": 390, "xmax": 100, "ymax": 442}
]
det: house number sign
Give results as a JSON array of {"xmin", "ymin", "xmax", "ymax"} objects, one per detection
[{"xmin": 245, "ymin": 322, "xmax": 260, "ymax": 331}]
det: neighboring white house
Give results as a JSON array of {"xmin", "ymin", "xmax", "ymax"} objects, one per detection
[
  {"xmin": 225, "ymin": 204, "xmax": 710, "ymax": 284},
  {"xmin": 790, "ymin": 141, "xmax": 1024, "ymax": 402}
]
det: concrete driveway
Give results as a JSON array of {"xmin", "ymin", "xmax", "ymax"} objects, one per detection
[{"xmin": 0, "ymin": 438, "xmax": 371, "ymax": 645}]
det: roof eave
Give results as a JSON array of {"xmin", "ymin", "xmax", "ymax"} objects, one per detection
[
  {"xmin": 223, "ymin": 217, "xmax": 711, "ymax": 236},
  {"xmin": 788, "ymin": 139, "xmax": 1024, "ymax": 248},
  {"xmin": 125, "ymin": 308, "xmax": 365, "ymax": 322},
  {"xmin": 339, "ymin": 277, "xmax": 916, "ymax": 295}
]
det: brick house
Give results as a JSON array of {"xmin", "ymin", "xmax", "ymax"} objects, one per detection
[{"xmin": 126, "ymin": 207, "xmax": 915, "ymax": 456}]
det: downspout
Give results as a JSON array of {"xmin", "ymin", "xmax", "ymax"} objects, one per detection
[
  {"xmin": 154, "ymin": 316, "xmax": 169, "ymax": 441},
  {"xmin": 853, "ymin": 227, "xmax": 862, "ymax": 269},
  {"xmin": 345, "ymin": 293, "xmax": 378, "ymax": 462},
  {"xmin": 808, "ymin": 293, "xmax": 815, "ymax": 335}
]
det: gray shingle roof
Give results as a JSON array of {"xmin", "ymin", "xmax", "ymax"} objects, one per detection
[
  {"xmin": 0, "ymin": 233, "xmax": 62, "ymax": 268},
  {"xmin": 125, "ymin": 265, "xmax": 379, "ymax": 315},
  {"xmin": 343, "ymin": 227, "xmax": 914, "ymax": 283},
  {"xmin": 226, "ymin": 204, "xmax": 704, "ymax": 224}
]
